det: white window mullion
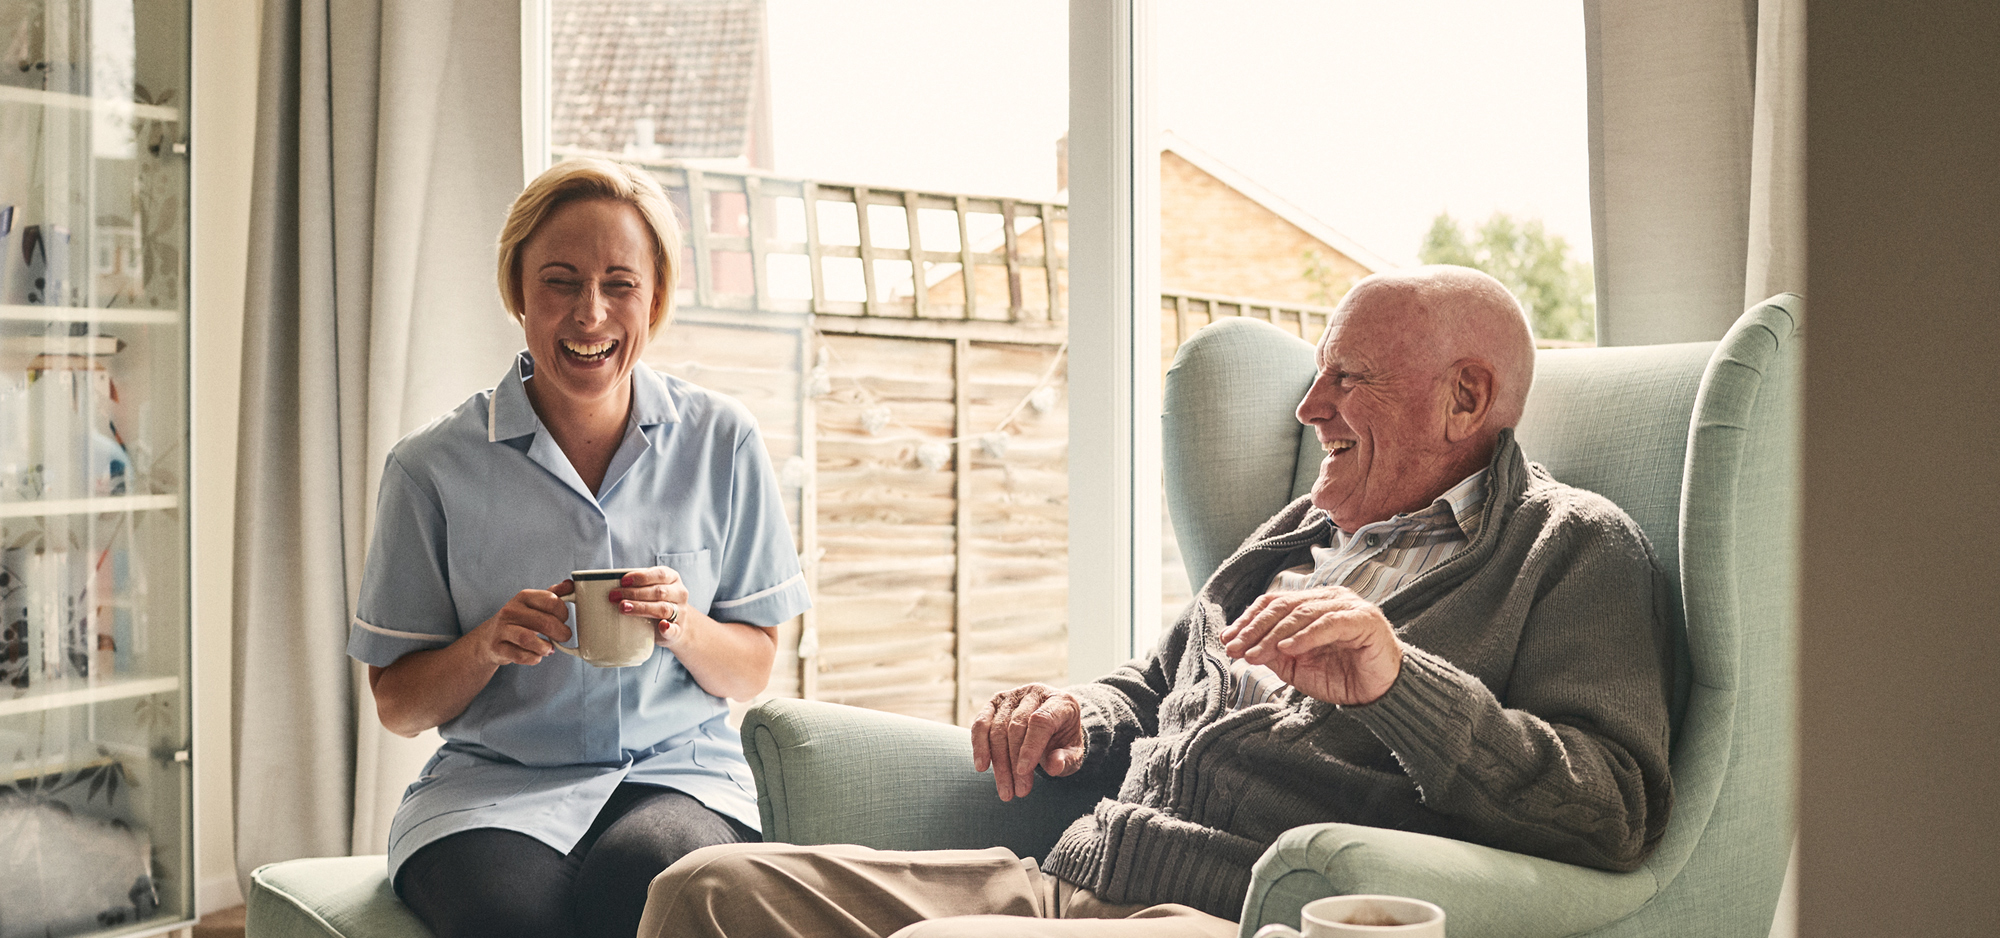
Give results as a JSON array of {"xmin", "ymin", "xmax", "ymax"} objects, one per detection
[
  {"xmin": 520, "ymin": 0, "xmax": 551, "ymax": 182},
  {"xmin": 1068, "ymin": 0, "xmax": 1160, "ymax": 682}
]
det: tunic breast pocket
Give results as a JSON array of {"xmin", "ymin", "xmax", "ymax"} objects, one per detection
[{"xmin": 658, "ymin": 549, "xmax": 717, "ymax": 613}]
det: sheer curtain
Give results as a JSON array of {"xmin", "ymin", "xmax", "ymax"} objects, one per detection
[
  {"xmin": 233, "ymin": 0, "xmax": 526, "ymax": 888},
  {"xmin": 1585, "ymin": 0, "xmax": 1804, "ymax": 345}
]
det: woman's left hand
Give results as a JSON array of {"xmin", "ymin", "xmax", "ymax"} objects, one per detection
[
  {"xmin": 608, "ymin": 564, "xmax": 777, "ymax": 700},
  {"xmin": 607, "ymin": 566, "xmax": 692, "ymax": 646}
]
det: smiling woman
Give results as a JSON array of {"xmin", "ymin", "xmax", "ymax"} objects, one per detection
[{"xmin": 344, "ymin": 157, "xmax": 814, "ymax": 938}]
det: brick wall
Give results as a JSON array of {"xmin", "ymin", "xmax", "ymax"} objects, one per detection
[{"xmin": 1159, "ymin": 151, "xmax": 1374, "ymax": 304}]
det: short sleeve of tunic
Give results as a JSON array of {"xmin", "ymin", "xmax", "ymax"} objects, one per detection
[
  {"xmin": 710, "ymin": 427, "xmax": 810, "ymax": 626},
  {"xmin": 348, "ymin": 454, "xmax": 460, "ymax": 666}
]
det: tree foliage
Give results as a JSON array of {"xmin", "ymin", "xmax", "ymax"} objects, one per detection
[
  {"xmin": 1301, "ymin": 248, "xmax": 1358, "ymax": 307},
  {"xmin": 1418, "ymin": 211, "xmax": 1596, "ymax": 343}
]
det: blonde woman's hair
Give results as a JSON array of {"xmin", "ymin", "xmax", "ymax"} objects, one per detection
[{"xmin": 496, "ymin": 157, "xmax": 683, "ymax": 340}]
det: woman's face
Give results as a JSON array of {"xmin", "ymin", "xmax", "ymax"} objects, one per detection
[{"xmin": 517, "ymin": 198, "xmax": 659, "ymax": 413}]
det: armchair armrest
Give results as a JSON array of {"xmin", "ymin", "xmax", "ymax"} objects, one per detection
[
  {"xmin": 1240, "ymin": 824, "xmax": 1660, "ymax": 938},
  {"xmin": 741, "ymin": 698, "xmax": 1105, "ymax": 858}
]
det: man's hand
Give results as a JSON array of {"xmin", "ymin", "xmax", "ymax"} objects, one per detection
[
  {"xmin": 970, "ymin": 683, "xmax": 1085, "ymax": 801},
  {"xmin": 1219, "ymin": 586, "xmax": 1403, "ymax": 705}
]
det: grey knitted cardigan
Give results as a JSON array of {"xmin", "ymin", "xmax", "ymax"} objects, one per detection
[{"xmin": 1040, "ymin": 432, "xmax": 1677, "ymax": 919}]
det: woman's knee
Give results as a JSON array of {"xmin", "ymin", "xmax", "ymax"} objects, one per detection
[{"xmin": 398, "ymin": 830, "xmax": 575, "ymax": 938}]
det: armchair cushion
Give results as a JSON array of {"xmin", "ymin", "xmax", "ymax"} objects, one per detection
[{"xmin": 246, "ymin": 856, "xmax": 432, "ymax": 938}]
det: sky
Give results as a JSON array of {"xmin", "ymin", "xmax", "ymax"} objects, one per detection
[{"xmin": 764, "ymin": 0, "xmax": 1593, "ymax": 267}]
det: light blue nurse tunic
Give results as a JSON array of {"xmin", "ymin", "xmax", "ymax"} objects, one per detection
[{"xmin": 345, "ymin": 352, "xmax": 811, "ymax": 880}]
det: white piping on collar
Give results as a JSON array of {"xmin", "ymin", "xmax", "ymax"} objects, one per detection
[{"xmin": 487, "ymin": 388, "xmax": 498, "ymax": 443}]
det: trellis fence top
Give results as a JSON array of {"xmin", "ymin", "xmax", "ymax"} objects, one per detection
[{"xmin": 556, "ymin": 149, "xmax": 1068, "ymax": 325}]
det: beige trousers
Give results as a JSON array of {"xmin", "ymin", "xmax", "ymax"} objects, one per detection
[{"xmin": 639, "ymin": 842, "xmax": 1241, "ymax": 938}]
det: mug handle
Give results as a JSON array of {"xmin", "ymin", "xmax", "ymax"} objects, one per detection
[
  {"xmin": 1253, "ymin": 926, "xmax": 1305, "ymax": 938},
  {"xmin": 547, "ymin": 606, "xmax": 581, "ymax": 659}
]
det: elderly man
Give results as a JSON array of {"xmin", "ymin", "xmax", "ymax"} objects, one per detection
[{"xmin": 642, "ymin": 266, "xmax": 1675, "ymax": 938}]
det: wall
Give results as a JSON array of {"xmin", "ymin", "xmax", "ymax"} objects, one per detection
[
  {"xmin": 1157, "ymin": 151, "xmax": 1371, "ymax": 305},
  {"xmin": 1799, "ymin": 2, "xmax": 2000, "ymax": 935},
  {"xmin": 190, "ymin": 0, "xmax": 259, "ymax": 914}
]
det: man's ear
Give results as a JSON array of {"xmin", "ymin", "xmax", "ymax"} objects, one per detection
[{"xmin": 1443, "ymin": 360, "xmax": 1495, "ymax": 443}]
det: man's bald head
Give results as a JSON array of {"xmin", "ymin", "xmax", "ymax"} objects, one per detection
[
  {"xmin": 1341, "ymin": 265, "xmax": 1536, "ymax": 431},
  {"xmin": 1295, "ymin": 265, "xmax": 1538, "ymax": 530}
]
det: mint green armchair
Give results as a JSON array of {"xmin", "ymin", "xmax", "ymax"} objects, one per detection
[{"xmin": 743, "ymin": 297, "xmax": 1799, "ymax": 937}]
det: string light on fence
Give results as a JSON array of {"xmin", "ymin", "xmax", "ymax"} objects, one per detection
[
  {"xmin": 1028, "ymin": 385, "xmax": 1058, "ymax": 414},
  {"xmin": 861, "ymin": 404, "xmax": 893, "ymax": 435},
  {"xmin": 806, "ymin": 346, "xmax": 833, "ymax": 397},
  {"xmin": 807, "ymin": 328, "xmax": 1068, "ymax": 472},
  {"xmin": 916, "ymin": 441, "xmax": 952, "ymax": 471}
]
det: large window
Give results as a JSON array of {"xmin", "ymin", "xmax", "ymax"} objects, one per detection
[
  {"xmin": 542, "ymin": 0, "xmax": 1073, "ymax": 725},
  {"xmin": 535, "ymin": 2, "xmax": 1584, "ymax": 714}
]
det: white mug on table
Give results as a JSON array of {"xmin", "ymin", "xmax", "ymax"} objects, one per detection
[{"xmin": 1253, "ymin": 895, "xmax": 1445, "ymax": 937}]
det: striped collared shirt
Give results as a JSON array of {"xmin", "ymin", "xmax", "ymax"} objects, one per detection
[{"xmin": 1228, "ymin": 468, "xmax": 1489, "ymax": 708}]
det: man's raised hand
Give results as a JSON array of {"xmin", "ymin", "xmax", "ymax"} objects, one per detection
[
  {"xmin": 1219, "ymin": 586, "xmax": 1404, "ymax": 705},
  {"xmin": 970, "ymin": 682, "xmax": 1085, "ymax": 801}
]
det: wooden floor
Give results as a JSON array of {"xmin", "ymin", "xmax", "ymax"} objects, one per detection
[{"xmin": 192, "ymin": 905, "xmax": 247, "ymax": 938}]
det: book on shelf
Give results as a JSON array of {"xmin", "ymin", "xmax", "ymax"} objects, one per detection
[{"xmin": 0, "ymin": 534, "xmax": 129, "ymax": 692}]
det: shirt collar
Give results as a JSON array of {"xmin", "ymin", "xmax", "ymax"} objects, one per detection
[
  {"xmin": 1319, "ymin": 466, "xmax": 1491, "ymax": 544},
  {"xmin": 1434, "ymin": 467, "xmax": 1489, "ymax": 541},
  {"xmin": 487, "ymin": 351, "xmax": 681, "ymax": 443}
]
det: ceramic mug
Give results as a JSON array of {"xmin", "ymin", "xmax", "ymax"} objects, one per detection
[
  {"xmin": 556, "ymin": 568, "xmax": 655, "ymax": 667},
  {"xmin": 1252, "ymin": 895, "xmax": 1445, "ymax": 938}
]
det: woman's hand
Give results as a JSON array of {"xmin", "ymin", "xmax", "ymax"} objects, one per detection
[
  {"xmin": 605, "ymin": 567, "xmax": 692, "ymax": 647},
  {"xmin": 466, "ymin": 581, "xmax": 576, "ymax": 665},
  {"xmin": 368, "ymin": 579, "xmax": 573, "ymax": 737},
  {"xmin": 608, "ymin": 565, "xmax": 778, "ymax": 700}
]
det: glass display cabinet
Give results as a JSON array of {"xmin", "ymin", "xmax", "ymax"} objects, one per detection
[{"xmin": 0, "ymin": 1, "xmax": 192, "ymax": 935}]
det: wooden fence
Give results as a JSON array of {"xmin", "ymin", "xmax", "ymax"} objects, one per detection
[{"xmin": 562, "ymin": 150, "xmax": 1344, "ymax": 725}]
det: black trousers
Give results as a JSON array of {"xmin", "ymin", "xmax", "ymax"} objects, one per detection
[{"xmin": 395, "ymin": 783, "xmax": 757, "ymax": 938}]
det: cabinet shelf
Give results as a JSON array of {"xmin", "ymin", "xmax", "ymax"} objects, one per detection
[
  {"xmin": 0, "ymin": 493, "xmax": 178, "ymax": 519},
  {"xmin": 0, "ymin": 84, "xmax": 178, "ymax": 122},
  {"xmin": 0, "ymin": 675, "xmax": 180, "ymax": 718},
  {"xmin": 0, "ymin": 304, "xmax": 179, "ymax": 325}
]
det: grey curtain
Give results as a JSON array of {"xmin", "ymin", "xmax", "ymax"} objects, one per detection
[
  {"xmin": 234, "ymin": 0, "xmax": 528, "ymax": 888},
  {"xmin": 1584, "ymin": 0, "xmax": 1804, "ymax": 345}
]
